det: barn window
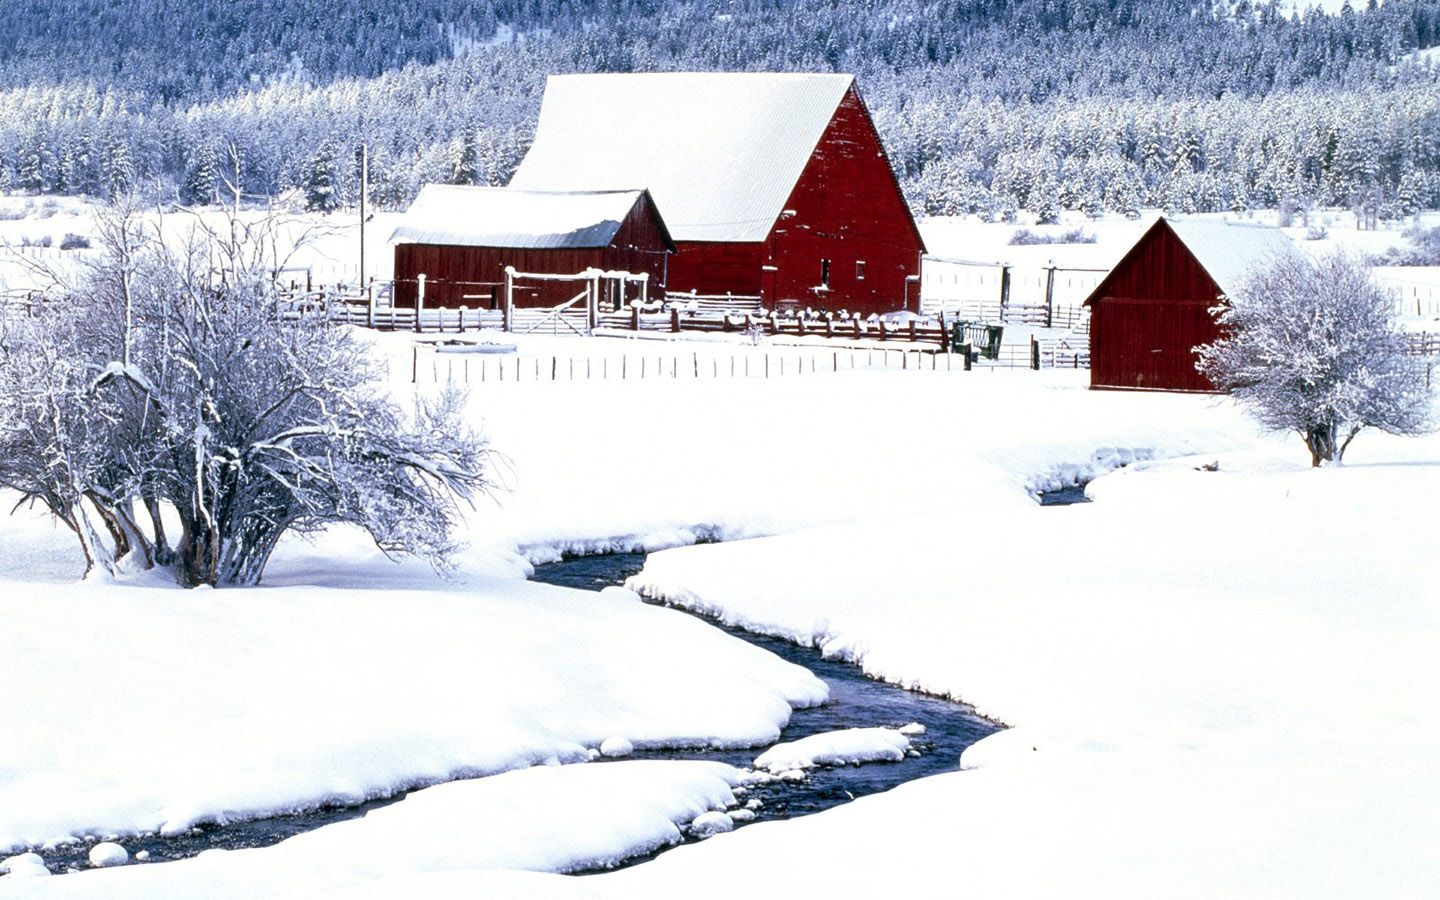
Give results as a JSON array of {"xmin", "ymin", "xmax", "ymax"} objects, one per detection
[
  {"xmin": 855, "ymin": 260, "xmax": 866, "ymax": 281},
  {"xmin": 820, "ymin": 258, "xmax": 831, "ymax": 286}
]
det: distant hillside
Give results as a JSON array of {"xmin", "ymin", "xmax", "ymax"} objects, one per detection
[{"xmin": 1, "ymin": 0, "xmax": 1438, "ymax": 219}]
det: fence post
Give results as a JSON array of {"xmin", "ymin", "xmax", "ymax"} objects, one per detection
[
  {"xmin": 411, "ymin": 345, "xmax": 419, "ymax": 383},
  {"xmin": 1043, "ymin": 265, "xmax": 1055, "ymax": 328},
  {"xmin": 503, "ymin": 267, "xmax": 515, "ymax": 332},
  {"xmin": 1030, "ymin": 335, "xmax": 1040, "ymax": 370},
  {"xmin": 962, "ymin": 343, "xmax": 972, "ymax": 371},
  {"xmin": 671, "ymin": 307, "xmax": 681, "ymax": 333},
  {"xmin": 367, "ymin": 278, "xmax": 376, "ymax": 328},
  {"xmin": 415, "ymin": 273, "xmax": 426, "ymax": 333},
  {"xmin": 999, "ymin": 265, "xmax": 1011, "ymax": 321},
  {"xmin": 458, "ymin": 306, "xmax": 467, "ymax": 332}
]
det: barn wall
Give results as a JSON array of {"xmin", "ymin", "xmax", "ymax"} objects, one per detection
[
  {"xmin": 393, "ymin": 244, "xmax": 607, "ymax": 308},
  {"xmin": 1089, "ymin": 224, "xmax": 1224, "ymax": 392},
  {"xmin": 604, "ymin": 196, "xmax": 672, "ymax": 294},
  {"xmin": 392, "ymin": 196, "xmax": 671, "ymax": 309},
  {"xmin": 767, "ymin": 85, "xmax": 924, "ymax": 316},
  {"xmin": 667, "ymin": 241, "xmax": 767, "ymax": 297}
]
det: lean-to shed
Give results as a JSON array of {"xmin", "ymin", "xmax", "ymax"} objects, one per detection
[
  {"xmin": 508, "ymin": 72, "xmax": 925, "ymax": 316},
  {"xmin": 1083, "ymin": 217, "xmax": 1299, "ymax": 392},
  {"xmin": 390, "ymin": 185, "xmax": 674, "ymax": 309}
]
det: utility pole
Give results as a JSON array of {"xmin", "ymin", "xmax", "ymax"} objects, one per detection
[{"xmin": 358, "ymin": 142, "xmax": 369, "ymax": 289}]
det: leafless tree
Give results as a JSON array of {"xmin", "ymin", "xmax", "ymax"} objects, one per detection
[
  {"xmin": 0, "ymin": 203, "xmax": 491, "ymax": 585},
  {"xmin": 1197, "ymin": 252, "xmax": 1433, "ymax": 467}
]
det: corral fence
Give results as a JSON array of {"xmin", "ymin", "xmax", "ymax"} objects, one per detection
[{"xmin": 920, "ymin": 256, "xmax": 1103, "ymax": 331}]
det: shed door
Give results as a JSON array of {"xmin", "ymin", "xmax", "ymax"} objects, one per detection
[{"xmin": 1093, "ymin": 298, "xmax": 1218, "ymax": 392}]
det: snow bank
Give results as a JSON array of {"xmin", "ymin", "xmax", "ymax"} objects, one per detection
[
  {"xmin": 385, "ymin": 338, "xmax": 1261, "ymax": 565},
  {"xmin": 752, "ymin": 728, "xmax": 910, "ymax": 773},
  {"xmin": 0, "ymin": 761, "xmax": 743, "ymax": 898},
  {"xmin": 0, "ymin": 577, "xmax": 823, "ymax": 852},
  {"xmin": 613, "ymin": 429, "xmax": 1440, "ymax": 899}
]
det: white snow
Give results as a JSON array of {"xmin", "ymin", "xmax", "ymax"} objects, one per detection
[
  {"xmin": 0, "ymin": 762, "xmax": 743, "ymax": 898},
  {"xmin": 752, "ymin": 728, "xmax": 911, "ymax": 773},
  {"xmin": 86, "ymin": 844, "xmax": 127, "ymax": 869},
  {"xmin": 1, "ymin": 853, "xmax": 50, "ymax": 878},
  {"xmin": 599, "ymin": 738, "xmax": 635, "ymax": 759},
  {"xmin": 2, "ymin": 301, "xmax": 1436, "ymax": 898},
  {"xmin": 609, "ymin": 429, "xmax": 1440, "ymax": 900},
  {"xmin": 686, "ymin": 811, "xmax": 734, "ymax": 838},
  {"xmin": 0, "ymin": 571, "xmax": 823, "ymax": 852},
  {"xmin": 389, "ymin": 185, "xmax": 647, "ymax": 250},
  {"xmin": 510, "ymin": 73, "xmax": 853, "ymax": 242}
]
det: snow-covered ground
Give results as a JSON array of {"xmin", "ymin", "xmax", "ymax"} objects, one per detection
[
  {"xmin": 599, "ymin": 427, "xmax": 1440, "ymax": 900},
  {"xmin": 2, "ymin": 194, "xmax": 1438, "ymax": 897}
]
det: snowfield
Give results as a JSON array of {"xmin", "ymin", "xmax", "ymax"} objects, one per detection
[
  {"xmin": 1, "ymin": 321, "xmax": 1436, "ymax": 897},
  {"xmin": 0, "ymin": 552, "xmax": 824, "ymax": 852},
  {"xmin": 0, "ymin": 761, "xmax": 749, "ymax": 898}
]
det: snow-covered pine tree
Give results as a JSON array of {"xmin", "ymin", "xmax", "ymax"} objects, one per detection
[
  {"xmin": 302, "ymin": 139, "xmax": 343, "ymax": 212},
  {"xmin": 182, "ymin": 143, "xmax": 221, "ymax": 206},
  {"xmin": 1197, "ymin": 252, "xmax": 1433, "ymax": 467}
]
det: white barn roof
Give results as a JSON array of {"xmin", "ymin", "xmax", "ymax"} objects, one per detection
[
  {"xmin": 1165, "ymin": 218, "xmax": 1300, "ymax": 298},
  {"xmin": 508, "ymin": 72, "xmax": 855, "ymax": 243},
  {"xmin": 389, "ymin": 185, "xmax": 653, "ymax": 249}
]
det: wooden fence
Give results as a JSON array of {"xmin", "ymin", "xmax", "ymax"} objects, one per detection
[
  {"xmin": 400, "ymin": 345, "xmax": 970, "ymax": 385},
  {"xmin": 1406, "ymin": 332, "xmax": 1440, "ymax": 355},
  {"xmin": 596, "ymin": 306, "xmax": 951, "ymax": 348}
]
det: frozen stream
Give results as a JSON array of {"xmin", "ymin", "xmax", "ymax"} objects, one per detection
[
  {"xmin": 31, "ymin": 552, "xmax": 997, "ymax": 875},
  {"xmin": 532, "ymin": 552, "xmax": 999, "ymax": 870}
]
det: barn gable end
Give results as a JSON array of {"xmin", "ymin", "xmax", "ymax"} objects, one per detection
[
  {"xmin": 763, "ymin": 84, "xmax": 926, "ymax": 314},
  {"xmin": 1084, "ymin": 217, "xmax": 1297, "ymax": 393},
  {"xmin": 510, "ymin": 72, "xmax": 924, "ymax": 315}
]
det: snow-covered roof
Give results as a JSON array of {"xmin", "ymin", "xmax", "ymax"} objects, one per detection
[
  {"xmin": 389, "ymin": 185, "xmax": 659, "ymax": 249},
  {"xmin": 1164, "ymin": 218, "xmax": 1300, "ymax": 298},
  {"xmin": 508, "ymin": 72, "xmax": 855, "ymax": 243},
  {"xmin": 1084, "ymin": 216, "xmax": 1300, "ymax": 306}
]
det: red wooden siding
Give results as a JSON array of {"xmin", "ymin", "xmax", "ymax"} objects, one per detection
[
  {"xmin": 766, "ymin": 85, "xmax": 924, "ymax": 316},
  {"xmin": 664, "ymin": 84, "xmax": 924, "ymax": 316},
  {"xmin": 667, "ymin": 241, "xmax": 766, "ymax": 296},
  {"xmin": 393, "ymin": 194, "xmax": 670, "ymax": 308},
  {"xmin": 1088, "ymin": 222, "xmax": 1225, "ymax": 392}
]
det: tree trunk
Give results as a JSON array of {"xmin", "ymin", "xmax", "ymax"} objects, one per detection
[
  {"xmin": 144, "ymin": 495, "xmax": 176, "ymax": 566},
  {"xmin": 177, "ymin": 517, "xmax": 221, "ymax": 587},
  {"xmin": 1305, "ymin": 422, "xmax": 1339, "ymax": 467}
]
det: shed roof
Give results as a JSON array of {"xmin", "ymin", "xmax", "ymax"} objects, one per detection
[
  {"xmin": 1164, "ymin": 218, "xmax": 1299, "ymax": 298},
  {"xmin": 508, "ymin": 72, "xmax": 855, "ymax": 243},
  {"xmin": 389, "ymin": 185, "xmax": 671, "ymax": 250},
  {"xmin": 1084, "ymin": 217, "xmax": 1300, "ymax": 306}
]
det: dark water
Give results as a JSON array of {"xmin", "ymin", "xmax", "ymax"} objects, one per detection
[
  {"xmin": 26, "ymin": 552, "xmax": 997, "ymax": 876},
  {"xmin": 1038, "ymin": 483, "xmax": 1091, "ymax": 505},
  {"xmin": 531, "ymin": 552, "xmax": 999, "ymax": 870}
]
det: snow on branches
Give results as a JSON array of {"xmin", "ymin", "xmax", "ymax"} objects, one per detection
[
  {"xmin": 0, "ymin": 204, "xmax": 490, "ymax": 586},
  {"xmin": 1197, "ymin": 252, "xmax": 1434, "ymax": 467}
]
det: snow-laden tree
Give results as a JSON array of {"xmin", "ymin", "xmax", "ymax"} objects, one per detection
[
  {"xmin": 1197, "ymin": 253, "xmax": 1433, "ymax": 467},
  {"xmin": 0, "ymin": 205, "xmax": 491, "ymax": 585}
]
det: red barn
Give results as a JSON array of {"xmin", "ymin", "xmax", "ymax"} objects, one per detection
[
  {"xmin": 1083, "ymin": 217, "xmax": 1298, "ymax": 392},
  {"xmin": 390, "ymin": 185, "xmax": 674, "ymax": 309},
  {"xmin": 507, "ymin": 73, "xmax": 925, "ymax": 316}
]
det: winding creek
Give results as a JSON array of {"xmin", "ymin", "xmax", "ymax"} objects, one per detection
[{"xmin": 31, "ymin": 550, "xmax": 1001, "ymax": 875}]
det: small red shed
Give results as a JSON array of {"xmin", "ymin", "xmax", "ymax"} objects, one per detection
[
  {"xmin": 1083, "ymin": 217, "xmax": 1298, "ymax": 392},
  {"xmin": 390, "ymin": 186, "xmax": 674, "ymax": 309},
  {"xmin": 507, "ymin": 73, "xmax": 925, "ymax": 316}
]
